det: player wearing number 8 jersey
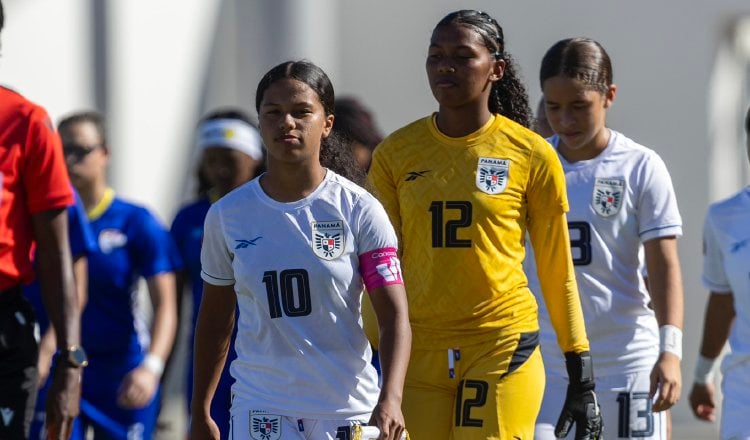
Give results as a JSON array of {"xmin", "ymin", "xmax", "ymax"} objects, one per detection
[
  {"xmin": 368, "ymin": 10, "xmax": 600, "ymax": 439},
  {"xmin": 527, "ymin": 38, "xmax": 685, "ymax": 439},
  {"xmin": 192, "ymin": 61, "xmax": 410, "ymax": 440}
]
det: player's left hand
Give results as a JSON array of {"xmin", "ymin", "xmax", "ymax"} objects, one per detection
[
  {"xmin": 368, "ymin": 398, "xmax": 406, "ymax": 440},
  {"xmin": 117, "ymin": 365, "xmax": 159, "ymax": 409},
  {"xmin": 649, "ymin": 352, "xmax": 681, "ymax": 412}
]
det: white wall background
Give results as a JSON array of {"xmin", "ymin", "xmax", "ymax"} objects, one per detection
[{"xmin": 3, "ymin": 0, "xmax": 750, "ymax": 437}]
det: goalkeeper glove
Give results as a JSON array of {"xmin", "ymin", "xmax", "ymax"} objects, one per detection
[{"xmin": 555, "ymin": 351, "xmax": 602, "ymax": 439}]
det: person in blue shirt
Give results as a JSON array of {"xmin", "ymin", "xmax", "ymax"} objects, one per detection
[
  {"xmin": 25, "ymin": 189, "xmax": 97, "ymax": 440},
  {"xmin": 170, "ymin": 108, "xmax": 264, "ymax": 439},
  {"xmin": 58, "ymin": 110, "xmax": 180, "ymax": 440}
]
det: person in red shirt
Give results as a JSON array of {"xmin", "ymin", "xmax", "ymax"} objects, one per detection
[{"xmin": 0, "ymin": 3, "xmax": 84, "ymax": 438}]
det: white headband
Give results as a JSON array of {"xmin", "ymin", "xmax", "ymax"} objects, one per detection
[{"xmin": 197, "ymin": 118, "xmax": 264, "ymax": 160}]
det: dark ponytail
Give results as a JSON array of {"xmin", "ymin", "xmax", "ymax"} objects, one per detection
[
  {"xmin": 436, "ymin": 10, "xmax": 532, "ymax": 128},
  {"xmin": 255, "ymin": 60, "xmax": 366, "ymax": 187}
]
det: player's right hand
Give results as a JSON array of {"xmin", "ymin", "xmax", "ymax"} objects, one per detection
[
  {"xmin": 555, "ymin": 351, "xmax": 603, "ymax": 440},
  {"xmin": 45, "ymin": 363, "xmax": 81, "ymax": 440},
  {"xmin": 689, "ymin": 382, "xmax": 717, "ymax": 422},
  {"xmin": 190, "ymin": 415, "xmax": 221, "ymax": 440},
  {"xmin": 368, "ymin": 398, "xmax": 406, "ymax": 440}
]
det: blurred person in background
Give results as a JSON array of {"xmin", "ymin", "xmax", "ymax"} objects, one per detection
[
  {"xmin": 0, "ymin": 2, "xmax": 84, "ymax": 438},
  {"xmin": 333, "ymin": 96, "xmax": 384, "ymax": 172},
  {"xmin": 191, "ymin": 60, "xmax": 410, "ymax": 440},
  {"xmin": 368, "ymin": 10, "xmax": 601, "ymax": 439},
  {"xmin": 170, "ymin": 108, "xmax": 264, "ymax": 439},
  {"xmin": 25, "ymin": 189, "xmax": 96, "ymax": 440},
  {"xmin": 58, "ymin": 111, "xmax": 180, "ymax": 440},
  {"xmin": 528, "ymin": 37, "xmax": 684, "ymax": 440},
  {"xmin": 689, "ymin": 106, "xmax": 750, "ymax": 440}
]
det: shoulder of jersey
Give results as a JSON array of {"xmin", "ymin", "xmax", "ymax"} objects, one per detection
[
  {"xmin": 495, "ymin": 115, "xmax": 551, "ymax": 151},
  {"xmin": 376, "ymin": 116, "xmax": 431, "ymax": 153},
  {"xmin": 327, "ymin": 171, "xmax": 370, "ymax": 197},
  {"xmin": 708, "ymin": 188, "xmax": 749, "ymax": 217},
  {"xmin": 610, "ymin": 130, "xmax": 662, "ymax": 160},
  {"xmin": 213, "ymin": 179, "xmax": 257, "ymax": 209},
  {"xmin": 0, "ymin": 86, "xmax": 46, "ymax": 119}
]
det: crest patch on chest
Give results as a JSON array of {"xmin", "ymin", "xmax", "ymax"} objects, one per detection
[
  {"xmin": 311, "ymin": 220, "xmax": 345, "ymax": 260},
  {"xmin": 476, "ymin": 157, "xmax": 510, "ymax": 195},
  {"xmin": 592, "ymin": 178, "xmax": 625, "ymax": 217}
]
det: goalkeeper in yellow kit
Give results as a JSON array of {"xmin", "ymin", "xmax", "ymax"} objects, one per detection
[{"xmin": 367, "ymin": 10, "xmax": 602, "ymax": 440}]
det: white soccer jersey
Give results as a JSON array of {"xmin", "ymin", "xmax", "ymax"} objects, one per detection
[
  {"xmin": 525, "ymin": 130, "xmax": 682, "ymax": 377},
  {"xmin": 703, "ymin": 187, "xmax": 750, "ymax": 366},
  {"xmin": 201, "ymin": 171, "xmax": 397, "ymax": 419}
]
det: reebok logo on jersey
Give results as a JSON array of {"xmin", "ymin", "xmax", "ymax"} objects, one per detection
[
  {"xmin": 0, "ymin": 407, "xmax": 14, "ymax": 427},
  {"xmin": 311, "ymin": 220, "xmax": 345, "ymax": 260},
  {"xmin": 405, "ymin": 170, "xmax": 430, "ymax": 181},
  {"xmin": 250, "ymin": 414, "xmax": 281, "ymax": 440},
  {"xmin": 235, "ymin": 237, "xmax": 262, "ymax": 249},
  {"xmin": 476, "ymin": 157, "xmax": 510, "ymax": 195},
  {"xmin": 592, "ymin": 178, "xmax": 624, "ymax": 217}
]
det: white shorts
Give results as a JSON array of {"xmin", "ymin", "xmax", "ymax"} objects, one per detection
[
  {"xmin": 229, "ymin": 410, "xmax": 370, "ymax": 440},
  {"xmin": 535, "ymin": 370, "xmax": 666, "ymax": 439},
  {"xmin": 720, "ymin": 358, "xmax": 750, "ymax": 440}
]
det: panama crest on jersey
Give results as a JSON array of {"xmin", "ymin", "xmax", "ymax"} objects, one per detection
[
  {"xmin": 476, "ymin": 157, "xmax": 510, "ymax": 195},
  {"xmin": 592, "ymin": 178, "xmax": 625, "ymax": 217},
  {"xmin": 250, "ymin": 413, "xmax": 281, "ymax": 440},
  {"xmin": 311, "ymin": 220, "xmax": 345, "ymax": 260}
]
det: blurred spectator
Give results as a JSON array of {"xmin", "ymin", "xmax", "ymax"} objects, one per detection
[{"xmin": 333, "ymin": 96, "xmax": 384, "ymax": 171}]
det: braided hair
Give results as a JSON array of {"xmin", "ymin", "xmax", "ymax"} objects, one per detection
[
  {"xmin": 435, "ymin": 10, "xmax": 532, "ymax": 128},
  {"xmin": 540, "ymin": 38, "xmax": 613, "ymax": 94}
]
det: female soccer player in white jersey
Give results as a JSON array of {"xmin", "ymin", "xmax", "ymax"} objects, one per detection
[
  {"xmin": 527, "ymin": 38, "xmax": 685, "ymax": 439},
  {"xmin": 689, "ymin": 106, "xmax": 750, "ymax": 440},
  {"xmin": 190, "ymin": 60, "xmax": 411, "ymax": 440},
  {"xmin": 368, "ymin": 10, "xmax": 601, "ymax": 439}
]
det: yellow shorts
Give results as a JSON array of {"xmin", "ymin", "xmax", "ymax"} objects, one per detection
[{"xmin": 402, "ymin": 332, "xmax": 544, "ymax": 440}]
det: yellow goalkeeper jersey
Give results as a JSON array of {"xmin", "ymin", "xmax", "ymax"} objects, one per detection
[{"xmin": 369, "ymin": 114, "xmax": 589, "ymax": 352}]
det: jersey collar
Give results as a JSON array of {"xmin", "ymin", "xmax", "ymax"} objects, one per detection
[{"xmin": 87, "ymin": 187, "xmax": 115, "ymax": 221}]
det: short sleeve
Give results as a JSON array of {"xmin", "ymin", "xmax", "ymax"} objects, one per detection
[
  {"xmin": 702, "ymin": 210, "xmax": 731, "ymax": 293},
  {"xmin": 368, "ymin": 145, "xmax": 402, "ymax": 246},
  {"xmin": 637, "ymin": 152, "xmax": 683, "ymax": 242},
  {"xmin": 130, "ymin": 207, "xmax": 181, "ymax": 277},
  {"xmin": 200, "ymin": 203, "xmax": 235, "ymax": 286},
  {"xmin": 526, "ymin": 138, "xmax": 569, "ymax": 217},
  {"xmin": 23, "ymin": 106, "xmax": 73, "ymax": 213},
  {"xmin": 353, "ymin": 192, "xmax": 399, "ymax": 256}
]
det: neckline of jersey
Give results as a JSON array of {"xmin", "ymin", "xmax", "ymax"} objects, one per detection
[
  {"xmin": 552, "ymin": 129, "xmax": 618, "ymax": 169},
  {"xmin": 427, "ymin": 113, "xmax": 500, "ymax": 147},
  {"xmin": 251, "ymin": 169, "xmax": 333, "ymax": 211},
  {"xmin": 87, "ymin": 187, "xmax": 115, "ymax": 221}
]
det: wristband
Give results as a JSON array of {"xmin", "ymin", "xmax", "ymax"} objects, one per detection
[
  {"xmin": 142, "ymin": 353, "xmax": 165, "ymax": 377},
  {"xmin": 659, "ymin": 325, "xmax": 683, "ymax": 360},
  {"xmin": 694, "ymin": 354, "xmax": 718, "ymax": 385}
]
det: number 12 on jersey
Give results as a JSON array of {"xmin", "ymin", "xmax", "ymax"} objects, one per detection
[{"xmin": 429, "ymin": 201, "xmax": 472, "ymax": 248}]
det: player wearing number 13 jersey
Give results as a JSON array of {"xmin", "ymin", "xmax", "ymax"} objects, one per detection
[
  {"xmin": 528, "ymin": 38, "xmax": 685, "ymax": 439},
  {"xmin": 368, "ymin": 11, "xmax": 599, "ymax": 440}
]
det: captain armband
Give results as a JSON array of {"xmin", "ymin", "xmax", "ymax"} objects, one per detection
[
  {"xmin": 358, "ymin": 247, "xmax": 403, "ymax": 291},
  {"xmin": 659, "ymin": 325, "xmax": 683, "ymax": 360}
]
